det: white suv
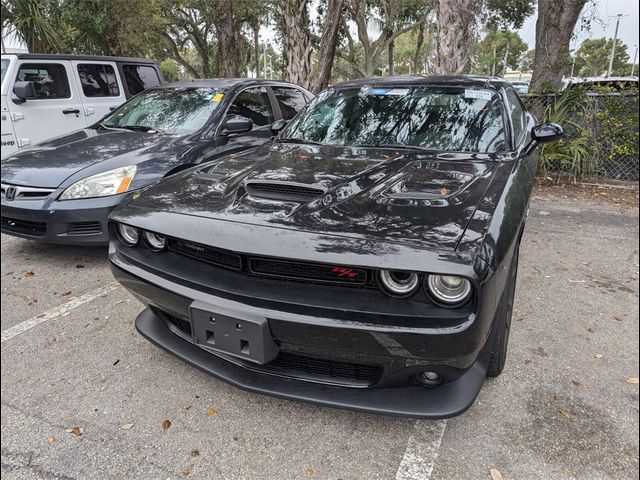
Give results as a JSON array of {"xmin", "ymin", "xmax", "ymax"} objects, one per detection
[{"xmin": 1, "ymin": 53, "xmax": 163, "ymax": 158}]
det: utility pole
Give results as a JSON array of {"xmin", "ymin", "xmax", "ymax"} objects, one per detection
[
  {"xmin": 491, "ymin": 43, "xmax": 497, "ymax": 77},
  {"xmin": 263, "ymin": 42, "xmax": 268, "ymax": 79},
  {"xmin": 631, "ymin": 45, "xmax": 638, "ymax": 76},
  {"xmin": 606, "ymin": 14, "xmax": 623, "ymax": 77},
  {"xmin": 570, "ymin": 55, "xmax": 576, "ymax": 77},
  {"xmin": 502, "ymin": 41, "xmax": 510, "ymax": 77}
]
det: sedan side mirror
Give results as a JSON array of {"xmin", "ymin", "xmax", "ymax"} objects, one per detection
[
  {"xmin": 12, "ymin": 81, "xmax": 36, "ymax": 104},
  {"xmin": 223, "ymin": 116, "xmax": 253, "ymax": 135},
  {"xmin": 531, "ymin": 123, "xmax": 563, "ymax": 144},
  {"xmin": 271, "ymin": 119, "xmax": 288, "ymax": 136}
]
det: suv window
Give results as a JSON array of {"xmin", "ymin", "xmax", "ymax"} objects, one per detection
[
  {"xmin": 272, "ymin": 87, "xmax": 307, "ymax": 120},
  {"xmin": 16, "ymin": 63, "xmax": 70, "ymax": 99},
  {"xmin": 228, "ymin": 88, "xmax": 274, "ymax": 126},
  {"xmin": 122, "ymin": 65, "xmax": 161, "ymax": 96},
  {"xmin": 505, "ymin": 88, "xmax": 526, "ymax": 144},
  {"xmin": 77, "ymin": 63, "xmax": 120, "ymax": 97}
]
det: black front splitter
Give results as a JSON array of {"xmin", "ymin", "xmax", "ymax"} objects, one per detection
[{"xmin": 135, "ymin": 308, "xmax": 491, "ymax": 419}]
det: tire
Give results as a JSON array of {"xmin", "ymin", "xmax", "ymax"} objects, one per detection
[{"xmin": 486, "ymin": 243, "xmax": 520, "ymax": 378}]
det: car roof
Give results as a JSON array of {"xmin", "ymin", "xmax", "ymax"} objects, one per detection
[
  {"xmin": 331, "ymin": 75, "xmax": 511, "ymax": 90},
  {"xmin": 161, "ymin": 78, "xmax": 310, "ymax": 91},
  {"xmin": 1, "ymin": 52, "xmax": 158, "ymax": 64}
]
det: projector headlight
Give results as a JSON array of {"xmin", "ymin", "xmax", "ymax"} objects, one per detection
[
  {"xmin": 143, "ymin": 231, "xmax": 166, "ymax": 251},
  {"xmin": 117, "ymin": 223, "xmax": 139, "ymax": 246},
  {"xmin": 378, "ymin": 270, "xmax": 420, "ymax": 297},
  {"xmin": 426, "ymin": 275, "xmax": 472, "ymax": 306},
  {"xmin": 60, "ymin": 166, "xmax": 136, "ymax": 200}
]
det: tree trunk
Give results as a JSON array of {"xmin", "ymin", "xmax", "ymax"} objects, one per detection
[
  {"xmin": 278, "ymin": 0, "xmax": 312, "ymax": 90},
  {"xmin": 412, "ymin": 20, "xmax": 426, "ymax": 74},
  {"xmin": 253, "ymin": 21, "xmax": 260, "ymax": 78},
  {"xmin": 214, "ymin": 0, "xmax": 239, "ymax": 77},
  {"xmin": 388, "ymin": 40, "xmax": 394, "ymax": 76},
  {"xmin": 530, "ymin": 0, "xmax": 587, "ymax": 92},
  {"xmin": 434, "ymin": 0, "xmax": 474, "ymax": 74},
  {"xmin": 309, "ymin": 0, "xmax": 343, "ymax": 93}
]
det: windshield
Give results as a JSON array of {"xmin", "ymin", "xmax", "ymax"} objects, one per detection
[
  {"xmin": 1, "ymin": 59, "xmax": 9, "ymax": 86},
  {"xmin": 283, "ymin": 86, "xmax": 507, "ymax": 153},
  {"xmin": 102, "ymin": 87, "xmax": 224, "ymax": 133}
]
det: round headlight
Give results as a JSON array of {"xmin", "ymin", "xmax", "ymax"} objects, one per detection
[
  {"xmin": 143, "ymin": 231, "xmax": 166, "ymax": 251},
  {"xmin": 379, "ymin": 270, "xmax": 420, "ymax": 297},
  {"xmin": 117, "ymin": 224, "xmax": 139, "ymax": 246},
  {"xmin": 426, "ymin": 275, "xmax": 472, "ymax": 306}
]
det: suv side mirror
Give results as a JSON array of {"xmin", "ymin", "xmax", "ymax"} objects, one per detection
[
  {"xmin": 531, "ymin": 123, "xmax": 563, "ymax": 144},
  {"xmin": 270, "ymin": 119, "xmax": 288, "ymax": 136},
  {"xmin": 223, "ymin": 116, "xmax": 253, "ymax": 135},
  {"xmin": 12, "ymin": 81, "xmax": 36, "ymax": 103}
]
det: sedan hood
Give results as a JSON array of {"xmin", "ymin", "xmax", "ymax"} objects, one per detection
[
  {"xmin": 117, "ymin": 143, "xmax": 504, "ymax": 252},
  {"xmin": 1, "ymin": 129, "xmax": 186, "ymax": 188}
]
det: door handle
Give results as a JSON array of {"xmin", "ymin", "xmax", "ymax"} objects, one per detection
[{"xmin": 62, "ymin": 108, "xmax": 80, "ymax": 115}]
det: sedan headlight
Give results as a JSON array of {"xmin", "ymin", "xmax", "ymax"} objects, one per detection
[
  {"xmin": 426, "ymin": 275, "xmax": 472, "ymax": 306},
  {"xmin": 59, "ymin": 166, "xmax": 136, "ymax": 200}
]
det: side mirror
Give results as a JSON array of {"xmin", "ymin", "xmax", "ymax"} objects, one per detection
[
  {"xmin": 271, "ymin": 119, "xmax": 288, "ymax": 136},
  {"xmin": 531, "ymin": 123, "xmax": 563, "ymax": 144},
  {"xmin": 12, "ymin": 81, "xmax": 36, "ymax": 103},
  {"xmin": 223, "ymin": 116, "xmax": 253, "ymax": 135}
]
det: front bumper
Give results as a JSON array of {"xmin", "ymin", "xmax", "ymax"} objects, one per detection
[
  {"xmin": 110, "ymin": 242, "xmax": 498, "ymax": 418},
  {"xmin": 1, "ymin": 195, "xmax": 125, "ymax": 245}
]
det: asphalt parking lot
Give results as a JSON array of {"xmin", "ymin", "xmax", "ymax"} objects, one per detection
[{"xmin": 1, "ymin": 193, "xmax": 638, "ymax": 480}]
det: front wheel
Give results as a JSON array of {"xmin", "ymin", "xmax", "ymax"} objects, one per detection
[{"xmin": 486, "ymin": 244, "xmax": 520, "ymax": 377}]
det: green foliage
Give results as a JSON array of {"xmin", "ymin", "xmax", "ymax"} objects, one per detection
[
  {"xmin": 538, "ymin": 87, "xmax": 598, "ymax": 178},
  {"xmin": 485, "ymin": 0, "xmax": 535, "ymax": 29},
  {"xmin": 159, "ymin": 58, "xmax": 181, "ymax": 82},
  {"xmin": 1, "ymin": 0, "xmax": 67, "ymax": 53},
  {"xmin": 472, "ymin": 28, "xmax": 528, "ymax": 75},
  {"xmin": 573, "ymin": 38, "xmax": 630, "ymax": 77}
]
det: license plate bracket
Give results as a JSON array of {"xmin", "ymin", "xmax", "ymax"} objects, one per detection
[{"xmin": 189, "ymin": 301, "xmax": 279, "ymax": 365}]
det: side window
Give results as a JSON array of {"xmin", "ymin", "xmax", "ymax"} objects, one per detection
[
  {"xmin": 272, "ymin": 87, "xmax": 307, "ymax": 120},
  {"xmin": 15, "ymin": 63, "xmax": 70, "ymax": 99},
  {"xmin": 505, "ymin": 89, "xmax": 526, "ymax": 145},
  {"xmin": 228, "ymin": 88, "xmax": 274, "ymax": 126},
  {"xmin": 122, "ymin": 65, "xmax": 161, "ymax": 96},
  {"xmin": 77, "ymin": 63, "xmax": 119, "ymax": 97}
]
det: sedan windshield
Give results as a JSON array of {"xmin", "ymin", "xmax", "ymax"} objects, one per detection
[
  {"xmin": 102, "ymin": 87, "xmax": 223, "ymax": 133},
  {"xmin": 283, "ymin": 86, "xmax": 507, "ymax": 153}
]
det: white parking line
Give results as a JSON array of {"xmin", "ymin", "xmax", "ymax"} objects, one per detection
[
  {"xmin": 1, "ymin": 284, "xmax": 119, "ymax": 343},
  {"xmin": 395, "ymin": 420, "xmax": 447, "ymax": 480}
]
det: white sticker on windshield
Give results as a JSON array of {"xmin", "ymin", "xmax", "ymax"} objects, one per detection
[{"xmin": 464, "ymin": 89, "xmax": 493, "ymax": 100}]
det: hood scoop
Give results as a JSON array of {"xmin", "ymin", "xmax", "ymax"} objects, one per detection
[{"xmin": 244, "ymin": 181, "xmax": 327, "ymax": 202}]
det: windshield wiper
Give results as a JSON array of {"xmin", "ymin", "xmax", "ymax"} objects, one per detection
[
  {"xmin": 274, "ymin": 137, "xmax": 324, "ymax": 146},
  {"xmin": 352, "ymin": 143, "xmax": 431, "ymax": 152},
  {"xmin": 98, "ymin": 122, "xmax": 128, "ymax": 131},
  {"xmin": 119, "ymin": 125, "xmax": 164, "ymax": 133}
]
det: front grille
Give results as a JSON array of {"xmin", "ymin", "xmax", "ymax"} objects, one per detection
[
  {"xmin": 1, "ymin": 183, "xmax": 55, "ymax": 200},
  {"xmin": 263, "ymin": 352, "xmax": 383, "ymax": 386},
  {"xmin": 250, "ymin": 257, "xmax": 367, "ymax": 285},
  {"xmin": 67, "ymin": 221, "xmax": 102, "ymax": 236},
  {"xmin": 245, "ymin": 181, "xmax": 326, "ymax": 202},
  {"xmin": 1, "ymin": 216, "xmax": 47, "ymax": 237},
  {"xmin": 167, "ymin": 238, "xmax": 242, "ymax": 271}
]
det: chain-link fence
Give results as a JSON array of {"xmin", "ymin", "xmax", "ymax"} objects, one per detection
[{"xmin": 522, "ymin": 93, "xmax": 639, "ymax": 184}]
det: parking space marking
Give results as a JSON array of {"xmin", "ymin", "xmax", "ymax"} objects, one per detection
[
  {"xmin": 1, "ymin": 284, "xmax": 119, "ymax": 343},
  {"xmin": 395, "ymin": 419, "xmax": 447, "ymax": 480}
]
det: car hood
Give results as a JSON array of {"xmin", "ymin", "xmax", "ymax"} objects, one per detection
[
  {"xmin": 116, "ymin": 143, "xmax": 504, "ymax": 252},
  {"xmin": 1, "ymin": 128, "xmax": 188, "ymax": 188}
]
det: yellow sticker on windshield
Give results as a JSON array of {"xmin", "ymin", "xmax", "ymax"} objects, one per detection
[{"xmin": 212, "ymin": 93, "xmax": 225, "ymax": 102}]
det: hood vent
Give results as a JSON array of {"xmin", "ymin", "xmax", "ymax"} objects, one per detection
[{"xmin": 245, "ymin": 181, "xmax": 326, "ymax": 202}]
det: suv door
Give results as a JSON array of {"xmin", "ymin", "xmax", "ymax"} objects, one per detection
[
  {"xmin": 8, "ymin": 60, "xmax": 85, "ymax": 149},
  {"xmin": 72, "ymin": 60, "xmax": 126, "ymax": 125},
  {"xmin": 212, "ymin": 86, "xmax": 276, "ymax": 159}
]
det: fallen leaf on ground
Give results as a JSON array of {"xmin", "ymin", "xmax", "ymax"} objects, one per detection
[
  {"xmin": 305, "ymin": 467, "xmax": 315, "ymax": 477},
  {"xmin": 75, "ymin": 264, "xmax": 85, "ymax": 269},
  {"xmin": 182, "ymin": 467, "xmax": 190, "ymax": 476},
  {"xmin": 162, "ymin": 419, "xmax": 171, "ymax": 431},
  {"xmin": 207, "ymin": 408, "xmax": 216, "ymax": 416},
  {"xmin": 613, "ymin": 315, "xmax": 623, "ymax": 321},
  {"xmin": 62, "ymin": 291, "xmax": 72, "ymax": 296},
  {"xmin": 65, "ymin": 427, "xmax": 84, "ymax": 436},
  {"xmin": 24, "ymin": 271, "xmax": 35, "ymax": 277},
  {"xmin": 47, "ymin": 436, "xmax": 54, "ymax": 444},
  {"xmin": 572, "ymin": 379, "xmax": 583, "ymax": 387},
  {"xmin": 489, "ymin": 468, "xmax": 504, "ymax": 480},
  {"xmin": 120, "ymin": 423, "xmax": 134, "ymax": 430},
  {"xmin": 561, "ymin": 466, "xmax": 570, "ymax": 478},
  {"xmin": 586, "ymin": 327, "xmax": 594, "ymax": 333},
  {"xmin": 560, "ymin": 410, "xmax": 571, "ymax": 420},
  {"xmin": 594, "ymin": 353, "xmax": 603, "ymax": 359},
  {"xmin": 191, "ymin": 449, "xmax": 200, "ymax": 457},
  {"xmin": 626, "ymin": 377, "xmax": 639, "ymax": 384},
  {"xmin": 184, "ymin": 405, "xmax": 192, "ymax": 411}
]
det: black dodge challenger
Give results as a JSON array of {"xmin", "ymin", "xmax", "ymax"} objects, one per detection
[
  {"xmin": 109, "ymin": 75, "xmax": 562, "ymax": 418},
  {"xmin": 1, "ymin": 79, "xmax": 311, "ymax": 244}
]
